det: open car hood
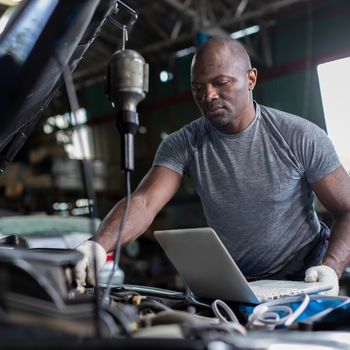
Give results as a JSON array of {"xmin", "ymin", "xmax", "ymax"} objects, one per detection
[{"xmin": 0, "ymin": 0, "xmax": 118, "ymax": 173}]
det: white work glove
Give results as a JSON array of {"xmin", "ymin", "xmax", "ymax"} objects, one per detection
[
  {"xmin": 304, "ymin": 265, "xmax": 339, "ymax": 296},
  {"xmin": 75, "ymin": 240, "xmax": 107, "ymax": 292}
]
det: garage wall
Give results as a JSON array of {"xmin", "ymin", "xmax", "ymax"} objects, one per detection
[{"xmin": 255, "ymin": 0, "xmax": 350, "ymax": 129}]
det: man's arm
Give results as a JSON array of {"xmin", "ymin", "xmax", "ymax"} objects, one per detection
[
  {"xmin": 92, "ymin": 165, "xmax": 182, "ymax": 253},
  {"xmin": 312, "ymin": 165, "xmax": 350, "ymax": 277},
  {"xmin": 74, "ymin": 165, "xmax": 182, "ymax": 288}
]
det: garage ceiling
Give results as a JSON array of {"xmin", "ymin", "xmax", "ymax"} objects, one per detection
[
  {"xmin": 0, "ymin": 0, "xmax": 321, "ymax": 90},
  {"xmin": 75, "ymin": 0, "xmax": 316, "ymax": 88}
]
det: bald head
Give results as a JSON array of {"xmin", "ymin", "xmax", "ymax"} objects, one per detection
[
  {"xmin": 190, "ymin": 37, "xmax": 257, "ymax": 134},
  {"xmin": 191, "ymin": 38, "xmax": 252, "ymax": 74}
]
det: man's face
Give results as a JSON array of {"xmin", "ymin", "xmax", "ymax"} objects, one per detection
[{"xmin": 191, "ymin": 44, "xmax": 256, "ymax": 133}]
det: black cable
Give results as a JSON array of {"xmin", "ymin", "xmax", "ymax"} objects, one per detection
[
  {"xmin": 56, "ymin": 53, "xmax": 102, "ymax": 338},
  {"xmin": 104, "ymin": 306, "xmax": 134, "ymax": 337},
  {"xmin": 60, "ymin": 60, "xmax": 99, "ymax": 223},
  {"xmin": 109, "ymin": 290, "xmax": 141, "ymax": 302},
  {"xmin": 137, "ymin": 299, "xmax": 172, "ymax": 313},
  {"xmin": 102, "ymin": 169, "xmax": 132, "ymax": 303},
  {"xmin": 114, "ymin": 170, "xmax": 131, "ymax": 265}
]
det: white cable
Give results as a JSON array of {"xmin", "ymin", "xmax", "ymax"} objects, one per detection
[
  {"xmin": 284, "ymin": 293, "xmax": 310, "ymax": 326},
  {"xmin": 247, "ymin": 294, "xmax": 308, "ymax": 329},
  {"xmin": 211, "ymin": 299, "xmax": 247, "ymax": 336},
  {"xmin": 247, "ymin": 294, "xmax": 350, "ymax": 330},
  {"xmin": 212, "ymin": 299, "xmax": 240, "ymax": 324}
]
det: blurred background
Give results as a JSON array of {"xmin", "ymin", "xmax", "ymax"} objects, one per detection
[{"xmin": 0, "ymin": 0, "xmax": 349, "ymax": 290}]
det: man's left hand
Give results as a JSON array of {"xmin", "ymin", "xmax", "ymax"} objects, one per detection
[{"xmin": 304, "ymin": 265, "xmax": 339, "ymax": 296}]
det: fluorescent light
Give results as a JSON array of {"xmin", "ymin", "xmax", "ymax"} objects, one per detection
[
  {"xmin": 175, "ymin": 46, "xmax": 196, "ymax": 58},
  {"xmin": 174, "ymin": 28, "xmax": 259, "ymax": 58},
  {"xmin": 43, "ymin": 124, "xmax": 54, "ymax": 134},
  {"xmin": 160, "ymin": 70, "xmax": 173, "ymax": 83},
  {"xmin": 138, "ymin": 126, "xmax": 148, "ymax": 134},
  {"xmin": 230, "ymin": 25, "xmax": 260, "ymax": 39}
]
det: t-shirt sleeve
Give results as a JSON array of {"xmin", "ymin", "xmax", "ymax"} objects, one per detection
[
  {"xmin": 297, "ymin": 122, "xmax": 341, "ymax": 183},
  {"xmin": 153, "ymin": 129, "xmax": 191, "ymax": 176}
]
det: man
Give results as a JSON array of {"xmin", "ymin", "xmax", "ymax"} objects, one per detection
[{"xmin": 75, "ymin": 38, "xmax": 350, "ymax": 295}]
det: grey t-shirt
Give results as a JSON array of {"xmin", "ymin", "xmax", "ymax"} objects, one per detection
[{"xmin": 153, "ymin": 103, "xmax": 340, "ymax": 279}]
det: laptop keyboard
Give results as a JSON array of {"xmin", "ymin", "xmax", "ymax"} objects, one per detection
[{"xmin": 251, "ymin": 286, "xmax": 304, "ymax": 300}]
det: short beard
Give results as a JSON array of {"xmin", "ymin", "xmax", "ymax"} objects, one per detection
[{"xmin": 206, "ymin": 115, "xmax": 231, "ymax": 132}]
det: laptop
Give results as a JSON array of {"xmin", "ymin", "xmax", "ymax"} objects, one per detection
[{"xmin": 154, "ymin": 227, "xmax": 332, "ymax": 304}]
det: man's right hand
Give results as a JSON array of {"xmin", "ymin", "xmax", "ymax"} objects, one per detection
[
  {"xmin": 73, "ymin": 165, "xmax": 181, "ymax": 291},
  {"xmin": 74, "ymin": 240, "xmax": 107, "ymax": 292}
]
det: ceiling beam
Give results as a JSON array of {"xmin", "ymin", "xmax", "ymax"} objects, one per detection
[
  {"xmin": 142, "ymin": 11, "xmax": 169, "ymax": 39},
  {"xmin": 141, "ymin": 0, "xmax": 306, "ymax": 54},
  {"xmin": 163, "ymin": 0, "xmax": 198, "ymax": 19},
  {"xmin": 235, "ymin": 0, "xmax": 249, "ymax": 17}
]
